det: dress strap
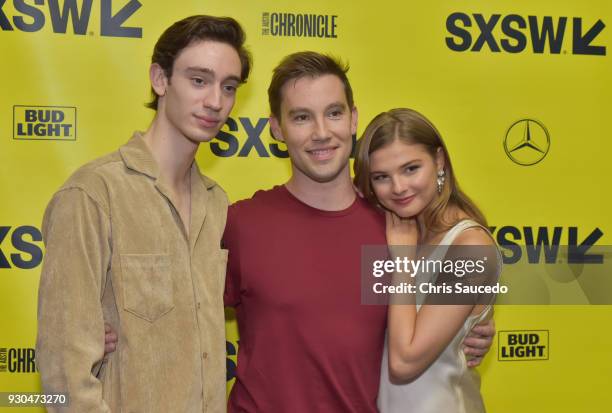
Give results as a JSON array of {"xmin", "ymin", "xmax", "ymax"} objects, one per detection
[
  {"xmin": 440, "ymin": 219, "xmax": 501, "ymax": 308},
  {"xmin": 438, "ymin": 219, "xmax": 489, "ymax": 245}
]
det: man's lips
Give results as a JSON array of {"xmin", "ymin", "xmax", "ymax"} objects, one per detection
[
  {"xmin": 306, "ymin": 147, "xmax": 338, "ymax": 161},
  {"xmin": 392, "ymin": 195, "xmax": 416, "ymax": 205},
  {"xmin": 194, "ymin": 114, "xmax": 220, "ymax": 128}
]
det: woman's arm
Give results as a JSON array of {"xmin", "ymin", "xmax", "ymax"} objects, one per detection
[{"xmin": 387, "ymin": 223, "xmax": 495, "ymax": 382}]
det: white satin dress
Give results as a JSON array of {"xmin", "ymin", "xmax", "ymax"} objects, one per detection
[{"xmin": 378, "ymin": 220, "xmax": 497, "ymax": 413}]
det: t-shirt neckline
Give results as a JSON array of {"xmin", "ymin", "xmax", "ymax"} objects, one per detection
[{"xmin": 279, "ymin": 185, "xmax": 361, "ymax": 217}]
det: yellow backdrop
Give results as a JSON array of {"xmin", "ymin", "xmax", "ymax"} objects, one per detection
[{"xmin": 1, "ymin": 1, "xmax": 610, "ymax": 412}]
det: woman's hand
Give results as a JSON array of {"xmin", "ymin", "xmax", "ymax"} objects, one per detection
[{"xmin": 385, "ymin": 210, "xmax": 418, "ymax": 246}]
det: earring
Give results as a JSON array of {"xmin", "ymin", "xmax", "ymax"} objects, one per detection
[{"xmin": 437, "ymin": 170, "xmax": 446, "ymax": 193}]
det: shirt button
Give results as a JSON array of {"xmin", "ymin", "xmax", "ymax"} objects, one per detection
[
  {"xmin": 202, "ymin": 352, "xmax": 208, "ymax": 359},
  {"xmin": 197, "ymin": 302, "xmax": 201, "ymax": 310}
]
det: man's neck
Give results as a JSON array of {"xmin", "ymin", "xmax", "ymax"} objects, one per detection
[
  {"xmin": 142, "ymin": 115, "xmax": 198, "ymax": 191},
  {"xmin": 285, "ymin": 165, "xmax": 356, "ymax": 211}
]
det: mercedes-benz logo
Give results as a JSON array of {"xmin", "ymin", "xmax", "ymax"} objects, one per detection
[{"xmin": 504, "ymin": 119, "xmax": 550, "ymax": 166}]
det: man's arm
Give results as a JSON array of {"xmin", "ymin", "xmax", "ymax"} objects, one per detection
[
  {"xmin": 104, "ymin": 307, "xmax": 496, "ymax": 365},
  {"xmin": 223, "ymin": 204, "xmax": 241, "ymax": 307},
  {"xmin": 37, "ymin": 187, "xmax": 112, "ymax": 412},
  {"xmin": 464, "ymin": 317, "xmax": 495, "ymax": 367}
]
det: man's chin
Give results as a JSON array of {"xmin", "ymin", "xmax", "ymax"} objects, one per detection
[
  {"xmin": 186, "ymin": 131, "xmax": 217, "ymax": 144},
  {"xmin": 307, "ymin": 167, "xmax": 349, "ymax": 184}
]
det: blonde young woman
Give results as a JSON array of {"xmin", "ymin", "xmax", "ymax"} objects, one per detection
[{"xmin": 354, "ymin": 108, "xmax": 500, "ymax": 413}]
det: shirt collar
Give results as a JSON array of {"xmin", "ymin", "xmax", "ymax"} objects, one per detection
[{"xmin": 119, "ymin": 131, "xmax": 218, "ymax": 190}]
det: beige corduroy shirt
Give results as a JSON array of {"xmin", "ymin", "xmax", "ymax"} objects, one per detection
[{"xmin": 36, "ymin": 132, "xmax": 229, "ymax": 412}]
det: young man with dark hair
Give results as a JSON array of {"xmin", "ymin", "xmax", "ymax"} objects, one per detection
[
  {"xmin": 36, "ymin": 15, "xmax": 250, "ymax": 413},
  {"xmin": 223, "ymin": 51, "xmax": 494, "ymax": 412}
]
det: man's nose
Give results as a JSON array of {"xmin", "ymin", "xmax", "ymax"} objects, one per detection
[
  {"xmin": 204, "ymin": 86, "xmax": 222, "ymax": 111},
  {"xmin": 312, "ymin": 117, "xmax": 331, "ymax": 141}
]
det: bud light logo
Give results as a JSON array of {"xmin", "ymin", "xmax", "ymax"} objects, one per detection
[{"xmin": 13, "ymin": 105, "xmax": 76, "ymax": 141}]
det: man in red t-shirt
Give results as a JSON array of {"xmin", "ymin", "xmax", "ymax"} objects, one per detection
[{"xmin": 223, "ymin": 52, "xmax": 495, "ymax": 412}]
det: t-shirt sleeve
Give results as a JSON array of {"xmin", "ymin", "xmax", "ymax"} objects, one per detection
[{"xmin": 223, "ymin": 203, "xmax": 241, "ymax": 307}]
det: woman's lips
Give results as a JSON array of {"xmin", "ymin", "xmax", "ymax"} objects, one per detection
[{"xmin": 392, "ymin": 195, "xmax": 416, "ymax": 206}]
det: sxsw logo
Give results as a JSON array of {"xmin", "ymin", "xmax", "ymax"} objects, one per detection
[
  {"xmin": 226, "ymin": 340, "xmax": 237, "ymax": 381},
  {"xmin": 0, "ymin": 0, "xmax": 142, "ymax": 38},
  {"xmin": 209, "ymin": 116, "xmax": 357, "ymax": 158},
  {"xmin": 210, "ymin": 117, "xmax": 288, "ymax": 158},
  {"xmin": 490, "ymin": 226, "xmax": 603, "ymax": 264},
  {"xmin": 0, "ymin": 347, "xmax": 37, "ymax": 373},
  {"xmin": 498, "ymin": 330, "xmax": 549, "ymax": 361},
  {"xmin": 13, "ymin": 105, "xmax": 76, "ymax": 140},
  {"xmin": 0, "ymin": 225, "xmax": 43, "ymax": 270},
  {"xmin": 446, "ymin": 13, "xmax": 605, "ymax": 56}
]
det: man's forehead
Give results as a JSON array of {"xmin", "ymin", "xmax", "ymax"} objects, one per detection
[
  {"xmin": 279, "ymin": 74, "xmax": 347, "ymax": 110},
  {"xmin": 173, "ymin": 40, "xmax": 241, "ymax": 74}
]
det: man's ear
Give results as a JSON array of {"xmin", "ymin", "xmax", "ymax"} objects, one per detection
[
  {"xmin": 350, "ymin": 106, "xmax": 358, "ymax": 136},
  {"xmin": 150, "ymin": 63, "xmax": 168, "ymax": 99},
  {"xmin": 269, "ymin": 116, "xmax": 284, "ymax": 142}
]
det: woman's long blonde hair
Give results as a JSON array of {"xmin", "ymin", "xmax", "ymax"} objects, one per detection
[{"xmin": 353, "ymin": 108, "xmax": 487, "ymax": 233}]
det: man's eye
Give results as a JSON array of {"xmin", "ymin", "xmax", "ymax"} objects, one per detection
[
  {"xmin": 192, "ymin": 78, "xmax": 205, "ymax": 86},
  {"xmin": 329, "ymin": 110, "xmax": 343, "ymax": 118},
  {"xmin": 223, "ymin": 84, "xmax": 237, "ymax": 94},
  {"xmin": 294, "ymin": 114, "xmax": 309, "ymax": 121}
]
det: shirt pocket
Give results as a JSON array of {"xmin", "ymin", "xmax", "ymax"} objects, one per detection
[{"xmin": 120, "ymin": 253, "xmax": 174, "ymax": 322}]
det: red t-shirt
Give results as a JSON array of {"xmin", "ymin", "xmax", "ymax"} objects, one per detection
[{"xmin": 224, "ymin": 186, "xmax": 387, "ymax": 412}]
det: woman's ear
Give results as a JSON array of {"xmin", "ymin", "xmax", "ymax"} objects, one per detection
[{"xmin": 435, "ymin": 147, "xmax": 446, "ymax": 171}]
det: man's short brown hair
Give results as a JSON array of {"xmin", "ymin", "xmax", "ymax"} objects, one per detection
[
  {"xmin": 146, "ymin": 15, "xmax": 251, "ymax": 110},
  {"xmin": 268, "ymin": 51, "xmax": 354, "ymax": 119}
]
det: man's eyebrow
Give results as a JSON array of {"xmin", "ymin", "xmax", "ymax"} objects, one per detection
[
  {"xmin": 286, "ymin": 101, "xmax": 348, "ymax": 117},
  {"xmin": 185, "ymin": 66, "xmax": 214, "ymax": 75},
  {"xmin": 287, "ymin": 107, "xmax": 311, "ymax": 117},
  {"xmin": 224, "ymin": 75, "xmax": 242, "ymax": 84},
  {"xmin": 326, "ymin": 101, "xmax": 348, "ymax": 111},
  {"xmin": 185, "ymin": 66, "xmax": 241, "ymax": 83}
]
